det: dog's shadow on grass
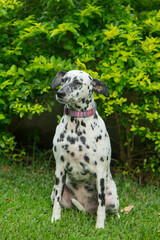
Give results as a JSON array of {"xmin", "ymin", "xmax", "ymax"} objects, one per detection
[{"xmin": 51, "ymin": 207, "xmax": 96, "ymax": 230}]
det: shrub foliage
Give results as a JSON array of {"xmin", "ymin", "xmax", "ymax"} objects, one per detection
[{"xmin": 0, "ymin": 0, "xmax": 160, "ymax": 172}]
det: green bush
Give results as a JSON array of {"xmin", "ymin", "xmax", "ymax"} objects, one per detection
[{"xmin": 0, "ymin": 0, "xmax": 159, "ymax": 172}]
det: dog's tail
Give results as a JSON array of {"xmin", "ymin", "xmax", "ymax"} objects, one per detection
[{"xmin": 71, "ymin": 199, "xmax": 85, "ymax": 212}]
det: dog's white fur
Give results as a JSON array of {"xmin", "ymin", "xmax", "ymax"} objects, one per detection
[{"xmin": 51, "ymin": 70, "xmax": 119, "ymax": 228}]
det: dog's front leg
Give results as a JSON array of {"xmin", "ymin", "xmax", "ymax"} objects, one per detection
[
  {"xmin": 95, "ymin": 170, "xmax": 106, "ymax": 228},
  {"xmin": 51, "ymin": 164, "xmax": 66, "ymax": 223}
]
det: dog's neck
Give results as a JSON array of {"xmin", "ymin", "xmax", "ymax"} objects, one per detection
[
  {"xmin": 66, "ymin": 97, "xmax": 95, "ymax": 112},
  {"xmin": 64, "ymin": 102, "xmax": 96, "ymax": 118}
]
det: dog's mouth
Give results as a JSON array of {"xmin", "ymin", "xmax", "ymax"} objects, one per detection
[
  {"xmin": 56, "ymin": 95, "xmax": 66, "ymax": 104},
  {"xmin": 56, "ymin": 94, "xmax": 77, "ymax": 104}
]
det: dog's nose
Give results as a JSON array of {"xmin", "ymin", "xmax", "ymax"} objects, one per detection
[{"xmin": 57, "ymin": 90, "xmax": 66, "ymax": 98}]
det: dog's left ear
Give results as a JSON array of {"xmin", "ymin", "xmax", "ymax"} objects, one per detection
[
  {"xmin": 51, "ymin": 71, "xmax": 67, "ymax": 88},
  {"xmin": 92, "ymin": 78, "xmax": 109, "ymax": 97}
]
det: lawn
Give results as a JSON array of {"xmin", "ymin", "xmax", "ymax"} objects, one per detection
[{"xmin": 0, "ymin": 162, "xmax": 160, "ymax": 240}]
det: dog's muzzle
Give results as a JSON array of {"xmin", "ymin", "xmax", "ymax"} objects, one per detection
[{"xmin": 56, "ymin": 89, "xmax": 66, "ymax": 99}]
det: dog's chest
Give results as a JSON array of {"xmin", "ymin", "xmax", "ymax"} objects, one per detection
[{"xmin": 53, "ymin": 113, "xmax": 110, "ymax": 181}]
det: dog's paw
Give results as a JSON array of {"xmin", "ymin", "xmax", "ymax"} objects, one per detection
[
  {"xmin": 117, "ymin": 213, "xmax": 120, "ymax": 218},
  {"xmin": 51, "ymin": 212, "xmax": 61, "ymax": 223},
  {"xmin": 95, "ymin": 220, "xmax": 104, "ymax": 229},
  {"xmin": 51, "ymin": 206, "xmax": 61, "ymax": 223},
  {"xmin": 96, "ymin": 207, "xmax": 105, "ymax": 228}
]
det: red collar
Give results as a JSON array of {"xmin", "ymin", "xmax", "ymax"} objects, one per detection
[{"xmin": 64, "ymin": 102, "xmax": 96, "ymax": 118}]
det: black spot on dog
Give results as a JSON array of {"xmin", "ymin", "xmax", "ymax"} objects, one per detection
[
  {"xmin": 76, "ymin": 120, "xmax": 79, "ymax": 131},
  {"xmin": 85, "ymin": 185, "xmax": 94, "ymax": 192},
  {"xmin": 82, "ymin": 98, "xmax": 85, "ymax": 104},
  {"xmin": 86, "ymin": 99, "xmax": 89, "ymax": 106},
  {"xmin": 84, "ymin": 154, "xmax": 89, "ymax": 163},
  {"xmin": 71, "ymin": 152, "xmax": 75, "ymax": 157},
  {"xmin": 68, "ymin": 166, "xmax": 73, "ymax": 172},
  {"xmin": 98, "ymin": 193, "xmax": 105, "ymax": 206},
  {"xmin": 108, "ymin": 192, "xmax": 112, "ymax": 195},
  {"xmin": 81, "ymin": 169, "xmax": 89, "ymax": 175},
  {"xmin": 71, "ymin": 182, "xmax": 78, "ymax": 189},
  {"xmin": 60, "ymin": 133, "xmax": 65, "ymax": 140},
  {"xmin": 79, "ymin": 145, "xmax": 83, "ymax": 151},
  {"xmin": 65, "ymin": 162, "xmax": 70, "ymax": 169},
  {"xmin": 65, "ymin": 123, "xmax": 68, "ymax": 130},
  {"xmin": 86, "ymin": 144, "xmax": 90, "ymax": 149},
  {"xmin": 71, "ymin": 117, "xmax": 74, "ymax": 122},
  {"xmin": 95, "ymin": 161, "xmax": 97, "ymax": 165},
  {"xmin": 80, "ymin": 162, "xmax": 85, "ymax": 168},
  {"xmin": 67, "ymin": 136, "xmax": 78, "ymax": 144},
  {"xmin": 62, "ymin": 144, "xmax": 69, "ymax": 150},
  {"xmin": 96, "ymin": 135, "xmax": 102, "ymax": 142},
  {"xmin": 108, "ymin": 204, "xmax": 115, "ymax": 208},
  {"xmin": 54, "ymin": 146, "xmax": 57, "ymax": 152},
  {"xmin": 80, "ymin": 136, "xmax": 86, "ymax": 145},
  {"xmin": 55, "ymin": 177, "xmax": 60, "ymax": 185},
  {"xmin": 62, "ymin": 118, "xmax": 64, "ymax": 123},
  {"xmin": 98, "ymin": 178, "xmax": 105, "ymax": 206},
  {"xmin": 75, "ymin": 104, "xmax": 81, "ymax": 109},
  {"xmin": 60, "ymin": 155, "xmax": 64, "ymax": 162},
  {"xmin": 83, "ymin": 130, "xmax": 86, "ymax": 134},
  {"xmin": 100, "ymin": 178, "xmax": 105, "ymax": 191},
  {"xmin": 94, "ymin": 113, "xmax": 98, "ymax": 119},
  {"xmin": 62, "ymin": 174, "xmax": 66, "ymax": 183},
  {"xmin": 76, "ymin": 131, "xmax": 82, "ymax": 136},
  {"xmin": 100, "ymin": 157, "xmax": 104, "ymax": 162},
  {"xmin": 81, "ymin": 120, "xmax": 86, "ymax": 127},
  {"xmin": 91, "ymin": 124, "xmax": 94, "ymax": 131}
]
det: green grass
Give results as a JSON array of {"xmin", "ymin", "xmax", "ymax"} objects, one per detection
[{"xmin": 0, "ymin": 163, "xmax": 160, "ymax": 240}]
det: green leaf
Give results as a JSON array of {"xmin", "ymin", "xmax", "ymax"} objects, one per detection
[
  {"xmin": 0, "ymin": 99, "xmax": 5, "ymax": 105},
  {"xmin": 103, "ymin": 25, "xmax": 120, "ymax": 41},
  {"xmin": 0, "ymin": 114, "xmax": 5, "ymax": 120},
  {"xmin": 18, "ymin": 68, "xmax": 25, "ymax": 76}
]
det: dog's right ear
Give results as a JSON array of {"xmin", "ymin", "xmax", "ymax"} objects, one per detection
[{"xmin": 51, "ymin": 71, "xmax": 67, "ymax": 88}]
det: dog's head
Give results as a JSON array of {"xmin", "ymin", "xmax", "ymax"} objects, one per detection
[{"xmin": 51, "ymin": 70, "xmax": 109, "ymax": 104}]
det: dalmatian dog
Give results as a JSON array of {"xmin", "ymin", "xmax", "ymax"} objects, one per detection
[{"xmin": 51, "ymin": 70, "xmax": 119, "ymax": 228}]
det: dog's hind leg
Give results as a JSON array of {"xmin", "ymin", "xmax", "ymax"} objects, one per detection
[
  {"xmin": 105, "ymin": 179, "xmax": 119, "ymax": 216},
  {"xmin": 51, "ymin": 185, "xmax": 75, "ymax": 209}
]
